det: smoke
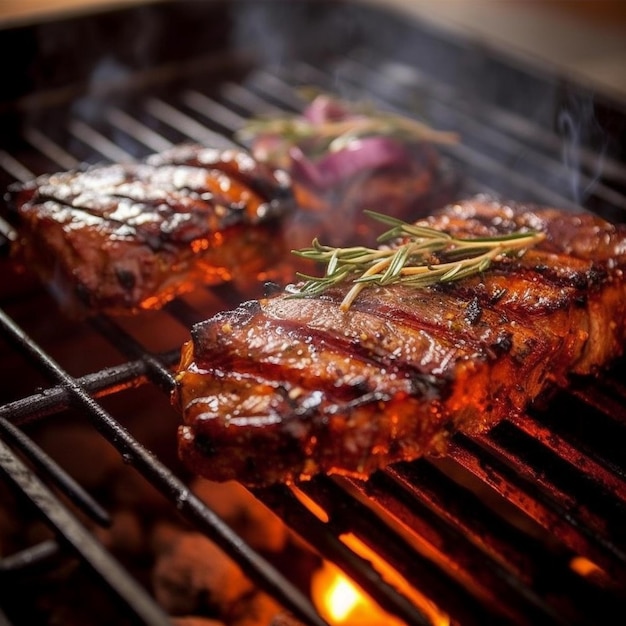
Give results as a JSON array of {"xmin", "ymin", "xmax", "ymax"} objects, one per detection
[{"xmin": 557, "ymin": 94, "xmax": 607, "ymax": 206}]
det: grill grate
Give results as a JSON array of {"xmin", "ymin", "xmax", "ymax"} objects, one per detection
[{"xmin": 1, "ymin": 2, "xmax": 626, "ymax": 625}]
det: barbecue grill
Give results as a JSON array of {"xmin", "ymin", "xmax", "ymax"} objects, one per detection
[{"xmin": 1, "ymin": 1, "xmax": 626, "ymax": 625}]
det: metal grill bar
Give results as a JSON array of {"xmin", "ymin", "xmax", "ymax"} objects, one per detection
[
  {"xmin": 87, "ymin": 314, "xmax": 177, "ymax": 393},
  {"xmin": 506, "ymin": 410, "xmax": 626, "ymax": 502},
  {"xmin": 570, "ymin": 377, "xmax": 626, "ymax": 434},
  {"xmin": 106, "ymin": 108, "xmax": 175, "ymax": 152},
  {"xmin": 22, "ymin": 127, "xmax": 79, "ymax": 171},
  {"xmin": 0, "ymin": 150, "xmax": 34, "ymax": 183},
  {"xmin": 476, "ymin": 421, "xmax": 626, "ymax": 539},
  {"xmin": 379, "ymin": 462, "xmax": 623, "ymax": 624},
  {"xmin": 0, "ymin": 358, "xmax": 165, "ymax": 426},
  {"xmin": 69, "ymin": 120, "xmax": 135, "ymax": 163},
  {"xmin": 0, "ymin": 602, "xmax": 14, "ymax": 626},
  {"xmin": 0, "ymin": 415, "xmax": 110, "ymax": 526},
  {"xmin": 448, "ymin": 435, "xmax": 626, "ymax": 579},
  {"xmin": 0, "ymin": 539, "xmax": 61, "ymax": 575},
  {"xmin": 145, "ymin": 97, "xmax": 238, "ymax": 148},
  {"xmin": 295, "ymin": 476, "xmax": 533, "ymax": 626}
]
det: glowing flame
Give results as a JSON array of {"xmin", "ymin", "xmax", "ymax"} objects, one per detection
[
  {"xmin": 312, "ymin": 560, "xmax": 404, "ymax": 625},
  {"xmin": 570, "ymin": 556, "xmax": 605, "ymax": 578},
  {"xmin": 322, "ymin": 567, "xmax": 361, "ymax": 622},
  {"xmin": 311, "ymin": 535, "xmax": 450, "ymax": 626}
]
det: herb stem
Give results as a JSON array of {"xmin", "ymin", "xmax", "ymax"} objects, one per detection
[{"xmin": 291, "ymin": 211, "xmax": 546, "ymax": 311}]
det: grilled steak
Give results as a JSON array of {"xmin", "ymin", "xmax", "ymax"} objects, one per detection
[
  {"xmin": 173, "ymin": 197, "xmax": 626, "ymax": 486},
  {"xmin": 5, "ymin": 144, "xmax": 294, "ymax": 315}
]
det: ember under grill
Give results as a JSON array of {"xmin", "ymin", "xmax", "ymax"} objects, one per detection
[{"xmin": 1, "ymin": 2, "xmax": 626, "ymax": 625}]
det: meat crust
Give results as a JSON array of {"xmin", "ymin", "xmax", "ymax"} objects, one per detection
[
  {"xmin": 5, "ymin": 144, "xmax": 294, "ymax": 315},
  {"xmin": 173, "ymin": 196, "xmax": 626, "ymax": 486}
]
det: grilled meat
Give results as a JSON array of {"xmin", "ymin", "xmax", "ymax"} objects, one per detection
[
  {"xmin": 5, "ymin": 144, "xmax": 294, "ymax": 315},
  {"xmin": 173, "ymin": 196, "xmax": 626, "ymax": 486},
  {"xmin": 240, "ymin": 94, "xmax": 460, "ymax": 249}
]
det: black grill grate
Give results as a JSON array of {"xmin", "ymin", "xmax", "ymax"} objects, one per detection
[{"xmin": 1, "ymin": 2, "xmax": 626, "ymax": 625}]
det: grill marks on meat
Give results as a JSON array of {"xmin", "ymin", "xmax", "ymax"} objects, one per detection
[
  {"xmin": 5, "ymin": 144, "xmax": 294, "ymax": 315},
  {"xmin": 173, "ymin": 197, "xmax": 626, "ymax": 486}
]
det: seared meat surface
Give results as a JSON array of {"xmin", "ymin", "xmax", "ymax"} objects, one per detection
[
  {"xmin": 6, "ymin": 144, "xmax": 294, "ymax": 315},
  {"xmin": 173, "ymin": 197, "xmax": 626, "ymax": 486}
]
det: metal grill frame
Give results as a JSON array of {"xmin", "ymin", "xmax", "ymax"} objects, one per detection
[{"xmin": 1, "ymin": 2, "xmax": 626, "ymax": 625}]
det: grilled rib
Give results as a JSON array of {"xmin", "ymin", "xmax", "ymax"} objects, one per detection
[
  {"xmin": 173, "ymin": 197, "xmax": 626, "ymax": 486},
  {"xmin": 5, "ymin": 144, "xmax": 294, "ymax": 315}
]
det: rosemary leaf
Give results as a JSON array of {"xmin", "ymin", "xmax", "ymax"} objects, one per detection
[
  {"xmin": 380, "ymin": 245, "xmax": 411, "ymax": 284},
  {"xmin": 440, "ymin": 262, "xmax": 464, "ymax": 282},
  {"xmin": 327, "ymin": 249, "xmax": 340, "ymax": 276}
]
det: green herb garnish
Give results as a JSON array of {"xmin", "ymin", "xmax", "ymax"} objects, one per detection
[
  {"xmin": 235, "ymin": 91, "xmax": 459, "ymax": 161},
  {"xmin": 237, "ymin": 113, "xmax": 459, "ymax": 149},
  {"xmin": 291, "ymin": 211, "xmax": 545, "ymax": 311}
]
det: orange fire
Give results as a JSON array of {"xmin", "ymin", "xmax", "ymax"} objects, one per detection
[
  {"xmin": 316, "ymin": 564, "xmax": 360, "ymax": 622},
  {"xmin": 310, "ymin": 533, "xmax": 449, "ymax": 626},
  {"xmin": 312, "ymin": 560, "xmax": 405, "ymax": 625},
  {"xmin": 570, "ymin": 555, "xmax": 605, "ymax": 578}
]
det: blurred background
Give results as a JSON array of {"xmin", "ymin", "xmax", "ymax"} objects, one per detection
[{"xmin": 1, "ymin": 0, "xmax": 625, "ymax": 101}]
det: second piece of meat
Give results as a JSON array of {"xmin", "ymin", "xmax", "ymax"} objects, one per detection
[{"xmin": 5, "ymin": 144, "xmax": 295, "ymax": 315}]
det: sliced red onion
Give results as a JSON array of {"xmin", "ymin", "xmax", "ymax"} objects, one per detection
[
  {"xmin": 289, "ymin": 136, "xmax": 412, "ymax": 189},
  {"xmin": 288, "ymin": 146, "xmax": 328, "ymax": 188},
  {"xmin": 303, "ymin": 95, "xmax": 350, "ymax": 124}
]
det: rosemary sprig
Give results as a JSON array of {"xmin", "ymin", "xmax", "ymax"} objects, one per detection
[
  {"xmin": 237, "ymin": 114, "xmax": 459, "ymax": 148},
  {"xmin": 235, "ymin": 91, "xmax": 459, "ymax": 155},
  {"xmin": 291, "ymin": 211, "xmax": 546, "ymax": 311}
]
